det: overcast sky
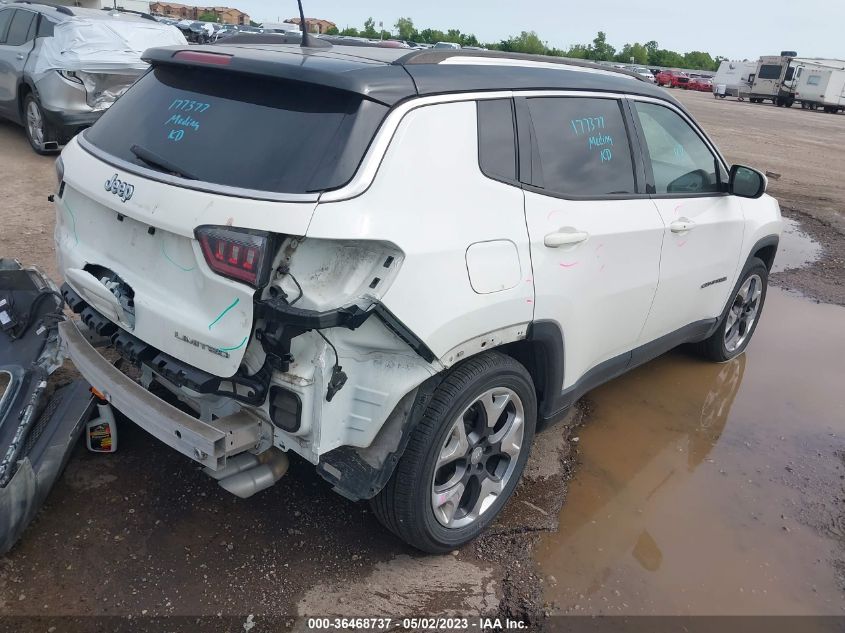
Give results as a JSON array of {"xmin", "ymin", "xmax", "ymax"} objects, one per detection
[{"xmin": 240, "ymin": 0, "xmax": 844, "ymax": 60}]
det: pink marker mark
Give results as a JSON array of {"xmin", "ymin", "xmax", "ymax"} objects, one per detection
[
  {"xmin": 559, "ymin": 262, "xmax": 579, "ymax": 268},
  {"xmin": 595, "ymin": 243, "xmax": 604, "ymax": 251},
  {"xmin": 677, "ymin": 239, "xmax": 688, "ymax": 248},
  {"xmin": 673, "ymin": 204, "xmax": 684, "ymax": 217},
  {"xmin": 600, "ymin": 264, "xmax": 606, "ymax": 272},
  {"xmin": 526, "ymin": 298, "xmax": 534, "ymax": 303}
]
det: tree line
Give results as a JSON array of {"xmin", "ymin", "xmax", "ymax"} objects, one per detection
[{"xmin": 326, "ymin": 18, "xmax": 726, "ymax": 71}]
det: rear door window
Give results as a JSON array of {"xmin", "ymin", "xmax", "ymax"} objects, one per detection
[
  {"xmin": 522, "ymin": 96, "xmax": 636, "ymax": 197},
  {"xmin": 85, "ymin": 66, "xmax": 388, "ymax": 195},
  {"xmin": 5, "ymin": 9, "xmax": 35, "ymax": 46}
]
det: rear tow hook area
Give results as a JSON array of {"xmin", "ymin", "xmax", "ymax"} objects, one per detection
[{"xmin": 0, "ymin": 259, "xmax": 95, "ymax": 555}]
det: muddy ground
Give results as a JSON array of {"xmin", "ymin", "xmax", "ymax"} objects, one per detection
[{"xmin": 0, "ymin": 89, "xmax": 843, "ymax": 630}]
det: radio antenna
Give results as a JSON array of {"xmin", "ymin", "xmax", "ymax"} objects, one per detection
[{"xmin": 297, "ymin": 0, "xmax": 330, "ymax": 48}]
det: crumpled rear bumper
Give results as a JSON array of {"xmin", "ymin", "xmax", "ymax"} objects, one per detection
[{"xmin": 58, "ymin": 319, "xmax": 265, "ymax": 472}]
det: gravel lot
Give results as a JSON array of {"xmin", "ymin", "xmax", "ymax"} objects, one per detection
[{"xmin": 0, "ymin": 88, "xmax": 842, "ymax": 630}]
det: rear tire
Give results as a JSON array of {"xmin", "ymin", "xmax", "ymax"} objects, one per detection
[
  {"xmin": 696, "ymin": 258, "xmax": 768, "ymax": 362},
  {"xmin": 371, "ymin": 351, "xmax": 537, "ymax": 553},
  {"xmin": 23, "ymin": 93, "xmax": 59, "ymax": 155}
]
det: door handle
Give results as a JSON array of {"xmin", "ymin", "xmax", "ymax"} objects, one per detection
[
  {"xmin": 544, "ymin": 229, "xmax": 589, "ymax": 248},
  {"xmin": 670, "ymin": 219, "xmax": 696, "ymax": 233},
  {"xmin": 16, "ymin": 54, "xmax": 24, "ymax": 61}
]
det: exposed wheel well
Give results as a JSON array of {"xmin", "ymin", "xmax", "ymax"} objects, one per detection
[{"xmin": 753, "ymin": 243, "xmax": 778, "ymax": 271}]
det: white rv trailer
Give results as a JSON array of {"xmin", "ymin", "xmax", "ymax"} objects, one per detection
[
  {"xmin": 748, "ymin": 52, "xmax": 800, "ymax": 106},
  {"xmin": 793, "ymin": 59, "xmax": 845, "ymax": 113},
  {"xmin": 712, "ymin": 60, "xmax": 758, "ymax": 98}
]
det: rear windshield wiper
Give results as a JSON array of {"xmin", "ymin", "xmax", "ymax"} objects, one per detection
[{"xmin": 130, "ymin": 144, "xmax": 197, "ymax": 180}]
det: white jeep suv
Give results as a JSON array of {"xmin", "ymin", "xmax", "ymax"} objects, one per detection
[{"xmin": 53, "ymin": 43, "xmax": 782, "ymax": 552}]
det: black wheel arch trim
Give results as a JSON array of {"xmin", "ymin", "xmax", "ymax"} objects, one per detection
[
  {"xmin": 16, "ymin": 77, "xmax": 39, "ymax": 123},
  {"xmin": 705, "ymin": 235, "xmax": 777, "ymax": 339},
  {"xmin": 747, "ymin": 234, "xmax": 779, "ymax": 271},
  {"xmin": 316, "ymin": 372, "xmax": 444, "ymax": 500}
]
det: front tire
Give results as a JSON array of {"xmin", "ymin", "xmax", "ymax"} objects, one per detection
[
  {"xmin": 23, "ymin": 94, "xmax": 59, "ymax": 155},
  {"xmin": 697, "ymin": 258, "xmax": 768, "ymax": 362},
  {"xmin": 371, "ymin": 352, "xmax": 537, "ymax": 553}
]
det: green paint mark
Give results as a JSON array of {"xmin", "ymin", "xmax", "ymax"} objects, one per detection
[
  {"xmin": 208, "ymin": 297, "xmax": 239, "ymax": 330},
  {"xmin": 62, "ymin": 200, "xmax": 79, "ymax": 247},
  {"xmin": 160, "ymin": 239, "xmax": 195, "ymax": 272},
  {"xmin": 218, "ymin": 336, "xmax": 248, "ymax": 352}
]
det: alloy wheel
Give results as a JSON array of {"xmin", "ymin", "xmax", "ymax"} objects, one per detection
[
  {"xmin": 431, "ymin": 387, "xmax": 525, "ymax": 529},
  {"xmin": 26, "ymin": 100, "xmax": 44, "ymax": 149},
  {"xmin": 724, "ymin": 274, "xmax": 763, "ymax": 353}
]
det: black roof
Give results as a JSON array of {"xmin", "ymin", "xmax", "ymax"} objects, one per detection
[{"xmin": 142, "ymin": 42, "xmax": 679, "ymax": 108}]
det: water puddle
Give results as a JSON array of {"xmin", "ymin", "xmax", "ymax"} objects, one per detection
[
  {"xmin": 772, "ymin": 216, "xmax": 823, "ymax": 273},
  {"xmin": 534, "ymin": 289, "xmax": 845, "ymax": 615}
]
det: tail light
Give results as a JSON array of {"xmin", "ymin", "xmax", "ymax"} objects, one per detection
[{"xmin": 196, "ymin": 226, "xmax": 275, "ymax": 288}]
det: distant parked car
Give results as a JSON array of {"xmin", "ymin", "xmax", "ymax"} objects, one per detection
[
  {"xmin": 631, "ymin": 66, "xmax": 656, "ymax": 83},
  {"xmin": 433, "ymin": 41, "xmax": 460, "ymax": 49},
  {"xmin": 688, "ymin": 77, "xmax": 714, "ymax": 92},
  {"xmin": 655, "ymin": 69, "xmax": 690, "ymax": 88},
  {"xmin": 0, "ymin": 2, "xmax": 185, "ymax": 153},
  {"xmin": 376, "ymin": 39, "xmax": 410, "ymax": 48}
]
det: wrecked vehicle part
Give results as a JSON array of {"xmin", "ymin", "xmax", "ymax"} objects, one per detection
[
  {"xmin": 0, "ymin": 260, "xmax": 94, "ymax": 555},
  {"xmin": 0, "ymin": 379, "xmax": 93, "ymax": 555},
  {"xmin": 61, "ymin": 282, "xmax": 269, "ymax": 407},
  {"xmin": 315, "ymin": 374, "xmax": 442, "ymax": 501},
  {"xmin": 58, "ymin": 319, "xmax": 268, "ymax": 472},
  {"xmin": 58, "ymin": 224, "xmax": 439, "ymax": 481},
  {"xmin": 61, "ymin": 275, "xmax": 439, "ymax": 467}
]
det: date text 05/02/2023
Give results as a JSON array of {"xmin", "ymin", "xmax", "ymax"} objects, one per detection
[{"xmin": 306, "ymin": 617, "xmax": 528, "ymax": 630}]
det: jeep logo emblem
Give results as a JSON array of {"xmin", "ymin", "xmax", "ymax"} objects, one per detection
[{"xmin": 105, "ymin": 173, "xmax": 134, "ymax": 203}]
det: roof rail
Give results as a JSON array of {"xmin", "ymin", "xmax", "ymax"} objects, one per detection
[
  {"xmin": 100, "ymin": 7, "xmax": 157, "ymax": 21},
  {"xmin": 394, "ymin": 48, "xmax": 648, "ymax": 82},
  {"xmin": 13, "ymin": 0, "xmax": 73, "ymax": 15}
]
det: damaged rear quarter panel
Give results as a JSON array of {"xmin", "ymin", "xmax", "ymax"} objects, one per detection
[{"xmin": 306, "ymin": 100, "xmax": 534, "ymax": 361}]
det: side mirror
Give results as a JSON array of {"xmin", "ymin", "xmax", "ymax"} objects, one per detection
[{"xmin": 729, "ymin": 165, "xmax": 767, "ymax": 199}]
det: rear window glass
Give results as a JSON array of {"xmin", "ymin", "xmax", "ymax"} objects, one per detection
[
  {"xmin": 758, "ymin": 64, "xmax": 782, "ymax": 80},
  {"xmin": 85, "ymin": 66, "xmax": 388, "ymax": 194},
  {"xmin": 524, "ymin": 97, "xmax": 636, "ymax": 197},
  {"xmin": 36, "ymin": 17, "xmax": 54, "ymax": 38},
  {"xmin": 477, "ymin": 99, "xmax": 517, "ymax": 183}
]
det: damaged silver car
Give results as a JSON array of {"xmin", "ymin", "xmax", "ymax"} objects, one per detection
[{"xmin": 0, "ymin": 2, "xmax": 185, "ymax": 154}]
